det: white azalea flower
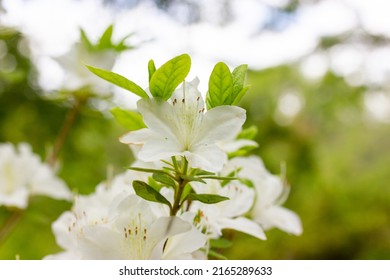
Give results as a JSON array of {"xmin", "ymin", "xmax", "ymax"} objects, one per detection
[
  {"xmin": 45, "ymin": 171, "xmax": 135, "ymax": 259},
  {"xmin": 226, "ymin": 156, "xmax": 303, "ymax": 236},
  {"xmin": 120, "ymin": 78, "xmax": 246, "ymax": 172},
  {"xmin": 54, "ymin": 41, "xmax": 116, "ymax": 96},
  {"xmin": 46, "ymin": 173, "xmax": 205, "ymax": 260},
  {"xmin": 0, "ymin": 142, "xmax": 71, "ymax": 209},
  {"xmin": 190, "ymin": 179, "xmax": 266, "ymax": 240}
]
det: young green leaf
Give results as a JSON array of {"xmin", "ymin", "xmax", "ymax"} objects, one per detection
[
  {"xmin": 98, "ymin": 24, "xmax": 114, "ymax": 50},
  {"xmin": 148, "ymin": 59, "xmax": 156, "ymax": 82},
  {"xmin": 206, "ymin": 62, "xmax": 233, "ymax": 109},
  {"xmin": 188, "ymin": 193, "xmax": 229, "ymax": 204},
  {"xmin": 86, "ymin": 65, "xmax": 149, "ymax": 99},
  {"xmin": 149, "ymin": 54, "xmax": 191, "ymax": 100},
  {"xmin": 80, "ymin": 28, "xmax": 93, "ymax": 51},
  {"xmin": 231, "ymin": 64, "xmax": 249, "ymax": 104},
  {"xmin": 232, "ymin": 64, "xmax": 247, "ymax": 94},
  {"xmin": 133, "ymin": 180, "xmax": 172, "ymax": 208},
  {"xmin": 232, "ymin": 86, "xmax": 250, "ymax": 105},
  {"xmin": 110, "ymin": 107, "xmax": 146, "ymax": 131},
  {"xmin": 237, "ymin": 125, "xmax": 258, "ymax": 140}
]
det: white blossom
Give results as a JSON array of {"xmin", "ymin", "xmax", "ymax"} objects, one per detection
[
  {"xmin": 120, "ymin": 78, "xmax": 246, "ymax": 172},
  {"xmin": 190, "ymin": 179, "xmax": 266, "ymax": 240},
  {"xmin": 0, "ymin": 142, "xmax": 71, "ymax": 209},
  {"xmin": 226, "ymin": 156, "xmax": 303, "ymax": 235},
  {"xmin": 46, "ymin": 173, "xmax": 205, "ymax": 260}
]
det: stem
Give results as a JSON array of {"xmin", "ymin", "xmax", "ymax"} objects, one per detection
[
  {"xmin": 47, "ymin": 97, "xmax": 85, "ymax": 167},
  {"xmin": 0, "ymin": 210, "xmax": 24, "ymax": 247},
  {"xmin": 170, "ymin": 178, "xmax": 187, "ymax": 216}
]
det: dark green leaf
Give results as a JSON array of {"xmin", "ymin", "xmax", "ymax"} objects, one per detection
[
  {"xmin": 110, "ymin": 107, "xmax": 145, "ymax": 131},
  {"xmin": 86, "ymin": 65, "xmax": 149, "ymax": 99},
  {"xmin": 133, "ymin": 181, "xmax": 171, "ymax": 207},
  {"xmin": 188, "ymin": 193, "xmax": 229, "ymax": 204},
  {"xmin": 152, "ymin": 172, "xmax": 176, "ymax": 187},
  {"xmin": 207, "ymin": 62, "xmax": 233, "ymax": 109},
  {"xmin": 180, "ymin": 174, "xmax": 206, "ymax": 184},
  {"xmin": 149, "ymin": 54, "xmax": 191, "ymax": 100},
  {"xmin": 148, "ymin": 59, "xmax": 156, "ymax": 82}
]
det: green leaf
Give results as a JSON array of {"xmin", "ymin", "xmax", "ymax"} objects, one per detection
[
  {"xmin": 149, "ymin": 54, "xmax": 191, "ymax": 100},
  {"xmin": 110, "ymin": 107, "xmax": 146, "ymax": 131},
  {"xmin": 152, "ymin": 172, "xmax": 176, "ymax": 187},
  {"xmin": 232, "ymin": 86, "xmax": 250, "ymax": 105},
  {"xmin": 80, "ymin": 28, "xmax": 93, "ymax": 51},
  {"xmin": 210, "ymin": 238, "xmax": 233, "ymax": 249},
  {"xmin": 86, "ymin": 65, "xmax": 149, "ymax": 99},
  {"xmin": 129, "ymin": 166, "xmax": 172, "ymax": 176},
  {"xmin": 208, "ymin": 250, "xmax": 228, "ymax": 260},
  {"xmin": 180, "ymin": 175, "xmax": 206, "ymax": 184},
  {"xmin": 232, "ymin": 64, "xmax": 247, "ymax": 93},
  {"xmin": 207, "ymin": 62, "xmax": 233, "ymax": 109},
  {"xmin": 228, "ymin": 145, "xmax": 257, "ymax": 158},
  {"xmin": 199, "ymin": 175, "xmax": 237, "ymax": 181},
  {"xmin": 148, "ymin": 59, "xmax": 156, "ymax": 82},
  {"xmin": 237, "ymin": 125, "xmax": 258, "ymax": 140},
  {"xmin": 98, "ymin": 24, "xmax": 113, "ymax": 49},
  {"xmin": 133, "ymin": 181, "xmax": 171, "ymax": 208},
  {"xmin": 188, "ymin": 193, "xmax": 229, "ymax": 204}
]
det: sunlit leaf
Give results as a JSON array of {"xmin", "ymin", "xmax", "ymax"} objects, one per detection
[
  {"xmin": 148, "ymin": 59, "xmax": 156, "ymax": 82},
  {"xmin": 86, "ymin": 65, "xmax": 149, "ymax": 99},
  {"xmin": 149, "ymin": 54, "xmax": 191, "ymax": 100},
  {"xmin": 110, "ymin": 107, "xmax": 145, "ymax": 131},
  {"xmin": 206, "ymin": 62, "xmax": 233, "ymax": 109}
]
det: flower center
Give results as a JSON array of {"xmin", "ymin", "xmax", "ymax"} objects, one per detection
[{"xmin": 171, "ymin": 86, "xmax": 205, "ymax": 151}]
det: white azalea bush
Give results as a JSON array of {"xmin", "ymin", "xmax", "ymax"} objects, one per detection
[{"xmin": 43, "ymin": 54, "xmax": 302, "ymax": 259}]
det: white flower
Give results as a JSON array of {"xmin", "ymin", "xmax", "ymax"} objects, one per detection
[
  {"xmin": 0, "ymin": 142, "xmax": 71, "ymax": 209},
  {"xmin": 120, "ymin": 78, "xmax": 246, "ymax": 172},
  {"xmin": 46, "ymin": 173, "xmax": 205, "ymax": 260},
  {"xmin": 190, "ymin": 179, "xmax": 266, "ymax": 240},
  {"xmin": 54, "ymin": 41, "xmax": 116, "ymax": 96},
  {"xmin": 45, "ymin": 171, "xmax": 135, "ymax": 259},
  {"xmin": 226, "ymin": 156, "xmax": 303, "ymax": 236}
]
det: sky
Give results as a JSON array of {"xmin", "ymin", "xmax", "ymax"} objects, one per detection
[{"xmin": 1, "ymin": 0, "xmax": 390, "ymax": 121}]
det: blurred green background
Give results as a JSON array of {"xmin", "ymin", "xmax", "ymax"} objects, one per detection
[{"xmin": 1, "ymin": 0, "xmax": 390, "ymax": 260}]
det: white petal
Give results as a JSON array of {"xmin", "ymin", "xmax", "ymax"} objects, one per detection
[
  {"xmin": 137, "ymin": 98, "xmax": 180, "ymax": 141},
  {"xmin": 184, "ymin": 144, "xmax": 227, "ymax": 172},
  {"xmin": 162, "ymin": 227, "xmax": 206, "ymax": 260},
  {"xmin": 195, "ymin": 105, "xmax": 246, "ymax": 145},
  {"xmin": 0, "ymin": 188, "xmax": 29, "ymax": 209},
  {"xmin": 138, "ymin": 139, "xmax": 183, "ymax": 162},
  {"xmin": 255, "ymin": 206, "xmax": 303, "ymax": 235},
  {"xmin": 219, "ymin": 217, "xmax": 267, "ymax": 240},
  {"xmin": 219, "ymin": 139, "xmax": 258, "ymax": 153},
  {"xmin": 119, "ymin": 128, "xmax": 154, "ymax": 144}
]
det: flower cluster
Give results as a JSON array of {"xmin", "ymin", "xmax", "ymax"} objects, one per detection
[{"xmin": 46, "ymin": 54, "xmax": 302, "ymax": 259}]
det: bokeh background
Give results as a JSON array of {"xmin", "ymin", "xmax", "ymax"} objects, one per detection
[{"xmin": 1, "ymin": 0, "xmax": 390, "ymax": 259}]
